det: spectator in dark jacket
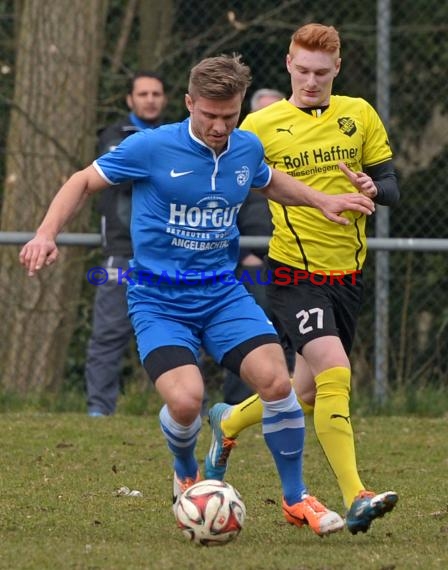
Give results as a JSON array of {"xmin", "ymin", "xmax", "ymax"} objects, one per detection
[
  {"xmin": 222, "ymin": 87, "xmax": 285, "ymax": 405},
  {"xmin": 86, "ymin": 71, "xmax": 167, "ymax": 416}
]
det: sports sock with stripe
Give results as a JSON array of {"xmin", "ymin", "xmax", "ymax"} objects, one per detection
[
  {"xmin": 221, "ymin": 379, "xmax": 315, "ymax": 439},
  {"xmin": 261, "ymin": 388, "xmax": 307, "ymax": 505},
  {"xmin": 159, "ymin": 404, "xmax": 201, "ymax": 479}
]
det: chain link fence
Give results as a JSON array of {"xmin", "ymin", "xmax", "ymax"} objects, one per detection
[{"xmin": 0, "ymin": 0, "xmax": 447, "ymax": 404}]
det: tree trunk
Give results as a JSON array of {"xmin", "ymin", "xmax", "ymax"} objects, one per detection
[
  {"xmin": 0, "ymin": 0, "xmax": 108, "ymax": 393},
  {"xmin": 138, "ymin": 0, "xmax": 174, "ymax": 69}
]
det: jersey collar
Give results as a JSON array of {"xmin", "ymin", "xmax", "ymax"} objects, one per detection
[{"xmin": 187, "ymin": 118, "xmax": 230, "ymax": 158}]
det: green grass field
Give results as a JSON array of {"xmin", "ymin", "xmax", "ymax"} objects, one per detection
[{"xmin": 1, "ymin": 405, "xmax": 447, "ymax": 569}]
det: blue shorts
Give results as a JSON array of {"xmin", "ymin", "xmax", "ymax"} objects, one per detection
[{"xmin": 127, "ymin": 279, "xmax": 277, "ymax": 364}]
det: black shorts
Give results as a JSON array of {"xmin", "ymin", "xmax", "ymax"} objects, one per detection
[
  {"xmin": 266, "ymin": 258, "xmax": 364, "ymax": 357},
  {"xmin": 144, "ymin": 334, "xmax": 279, "ymax": 383}
]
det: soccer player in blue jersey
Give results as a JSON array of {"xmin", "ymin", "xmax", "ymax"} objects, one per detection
[{"xmin": 19, "ymin": 54, "xmax": 375, "ymax": 536}]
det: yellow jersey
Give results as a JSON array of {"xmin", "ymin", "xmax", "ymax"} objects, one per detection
[{"xmin": 239, "ymin": 95, "xmax": 392, "ymax": 273}]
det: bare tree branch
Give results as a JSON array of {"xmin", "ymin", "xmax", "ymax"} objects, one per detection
[{"xmin": 111, "ymin": 0, "xmax": 139, "ymax": 73}]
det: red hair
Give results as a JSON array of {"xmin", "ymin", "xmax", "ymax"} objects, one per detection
[{"xmin": 289, "ymin": 23, "xmax": 341, "ymax": 56}]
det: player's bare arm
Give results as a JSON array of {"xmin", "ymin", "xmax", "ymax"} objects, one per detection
[
  {"xmin": 19, "ymin": 165, "xmax": 109, "ymax": 277},
  {"xmin": 261, "ymin": 167, "xmax": 375, "ymax": 225}
]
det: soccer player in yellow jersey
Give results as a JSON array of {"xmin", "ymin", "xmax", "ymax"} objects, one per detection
[{"xmin": 205, "ymin": 23, "xmax": 399, "ymax": 534}]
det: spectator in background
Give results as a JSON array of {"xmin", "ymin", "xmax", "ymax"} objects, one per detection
[
  {"xmin": 250, "ymin": 88, "xmax": 285, "ymax": 112},
  {"xmin": 222, "ymin": 87, "xmax": 285, "ymax": 405},
  {"xmin": 86, "ymin": 71, "xmax": 167, "ymax": 417}
]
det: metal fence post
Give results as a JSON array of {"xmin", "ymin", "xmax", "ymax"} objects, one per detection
[{"xmin": 375, "ymin": 0, "xmax": 392, "ymax": 404}]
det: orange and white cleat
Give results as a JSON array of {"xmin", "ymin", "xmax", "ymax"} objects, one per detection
[
  {"xmin": 282, "ymin": 495, "xmax": 344, "ymax": 537},
  {"xmin": 172, "ymin": 470, "xmax": 201, "ymax": 514}
]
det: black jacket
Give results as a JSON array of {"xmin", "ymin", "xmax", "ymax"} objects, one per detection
[
  {"xmin": 96, "ymin": 117, "xmax": 140, "ymax": 258},
  {"xmin": 237, "ymin": 192, "xmax": 273, "ymax": 262}
]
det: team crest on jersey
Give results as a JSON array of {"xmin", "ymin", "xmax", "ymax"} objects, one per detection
[
  {"xmin": 337, "ymin": 117, "xmax": 357, "ymax": 137},
  {"xmin": 235, "ymin": 166, "xmax": 250, "ymax": 186}
]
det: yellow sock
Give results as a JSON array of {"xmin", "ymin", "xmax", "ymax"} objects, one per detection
[
  {"xmin": 314, "ymin": 366, "xmax": 364, "ymax": 508},
  {"xmin": 221, "ymin": 381, "xmax": 314, "ymax": 438},
  {"xmin": 297, "ymin": 397, "xmax": 314, "ymax": 415},
  {"xmin": 221, "ymin": 393, "xmax": 262, "ymax": 438}
]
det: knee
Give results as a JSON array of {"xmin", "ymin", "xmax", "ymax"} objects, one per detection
[
  {"xmin": 239, "ymin": 343, "xmax": 293, "ymax": 401},
  {"xmin": 162, "ymin": 389, "xmax": 203, "ymax": 426},
  {"xmin": 167, "ymin": 392, "xmax": 203, "ymax": 425},
  {"xmin": 292, "ymin": 368, "xmax": 316, "ymax": 406},
  {"xmin": 256, "ymin": 374, "xmax": 292, "ymax": 402},
  {"xmin": 295, "ymin": 383, "xmax": 316, "ymax": 405}
]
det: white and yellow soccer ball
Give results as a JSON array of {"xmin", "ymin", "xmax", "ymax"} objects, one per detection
[{"xmin": 174, "ymin": 479, "xmax": 246, "ymax": 546}]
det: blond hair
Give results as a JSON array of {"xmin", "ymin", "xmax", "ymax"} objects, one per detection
[
  {"xmin": 188, "ymin": 54, "xmax": 252, "ymax": 100},
  {"xmin": 289, "ymin": 23, "xmax": 341, "ymax": 57}
]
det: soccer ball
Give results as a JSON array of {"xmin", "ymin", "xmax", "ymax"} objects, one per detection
[{"xmin": 174, "ymin": 479, "xmax": 246, "ymax": 546}]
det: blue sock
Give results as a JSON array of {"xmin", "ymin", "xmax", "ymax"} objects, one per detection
[
  {"xmin": 261, "ymin": 389, "xmax": 307, "ymax": 505},
  {"xmin": 159, "ymin": 405, "xmax": 201, "ymax": 479}
]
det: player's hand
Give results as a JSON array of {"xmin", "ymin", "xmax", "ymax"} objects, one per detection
[
  {"xmin": 321, "ymin": 193, "xmax": 375, "ymax": 225},
  {"xmin": 19, "ymin": 235, "xmax": 59, "ymax": 276},
  {"xmin": 339, "ymin": 162, "xmax": 378, "ymax": 199}
]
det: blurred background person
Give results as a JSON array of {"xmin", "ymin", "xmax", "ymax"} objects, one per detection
[
  {"xmin": 250, "ymin": 88, "xmax": 285, "ymax": 111},
  {"xmin": 222, "ymin": 87, "xmax": 285, "ymax": 405},
  {"xmin": 86, "ymin": 71, "xmax": 167, "ymax": 417}
]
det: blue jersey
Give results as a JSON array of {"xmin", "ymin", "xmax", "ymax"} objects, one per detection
[{"xmin": 93, "ymin": 118, "xmax": 272, "ymax": 280}]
